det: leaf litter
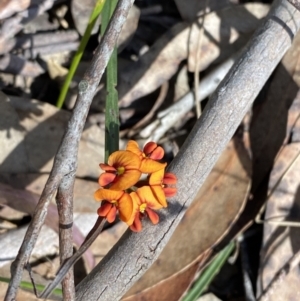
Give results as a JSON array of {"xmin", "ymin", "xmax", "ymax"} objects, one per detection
[{"xmin": 2, "ymin": 0, "xmax": 300, "ymax": 300}]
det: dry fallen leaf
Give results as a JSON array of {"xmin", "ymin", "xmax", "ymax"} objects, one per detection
[
  {"xmin": 250, "ymin": 31, "xmax": 300, "ymax": 191},
  {"xmin": 0, "ymin": 0, "xmax": 27, "ymax": 19},
  {"xmin": 257, "ymin": 143, "xmax": 300, "ymax": 301},
  {"xmin": 197, "ymin": 293, "xmax": 222, "ymax": 301},
  {"xmin": 119, "ymin": 3, "xmax": 269, "ymax": 107},
  {"xmin": 0, "ymin": 177, "xmax": 99, "ymax": 270},
  {"xmin": 71, "ymin": 0, "xmax": 101, "ymax": 36},
  {"xmin": 118, "ymin": 5, "xmax": 140, "ymax": 51},
  {"xmin": 220, "ymin": 32, "xmax": 300, "ymax": 244},
  {"xmin": 123, "ymin": 137, "xmax": 251, "ymax": 301},
  {"xmin": 174, "ymin": 0, "xmax": 231, "ymax": 22},
  {"xmin": 0, "ymin": 92, "xmax": 104, "ymax": 178},
  {"xmin": 0, "ymin": 92, "xmax": 103, "ymax": 271}
]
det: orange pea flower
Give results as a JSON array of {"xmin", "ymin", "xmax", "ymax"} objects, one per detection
[
  {"xmin": 129, "ymin": 186, "xmax": 163, "ymax": 232},
  {"xmin": 149, "ymin": 169, "xmax": 177, "ymax": 207},
  {"xmin": 94, "ymin": 189, "xmax": 133, "ymax": 223},
  {"xmin": 126, "ymin": 140, "xmax": 166, "ymax": 173},
  {"xmin": 98, "ymin": 150, "xmax": 142, "ymax": 190}
]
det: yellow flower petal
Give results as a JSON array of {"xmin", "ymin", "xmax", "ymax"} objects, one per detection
[
  {"xmin": 150, "ymin": 185, "xmax": 167, "ymax": 207},
  {"xmin": 94, "ymin": 189, "xmax": 123, "ymax": 202},
  {"xmin": 136, "ymin": 186, "xmax": 163, "ymax": 210},
  {"xmin": 109, "ymin": 169, "xmax": 142, "ymax": 190},
  {"xmin": 108, "ymin": 150, "xmax": 141, "ymax": 170},
  {"xmin": 118, "ymin": 193, "xmax": 134, "ymax": 224},
  {"xmin": 149, "ymin": 168, "xmax": 164, "ymax": 186},
  {"xmin": 130, "ymin": 191, "xmax": 141, "ymax": 206},
  {"xmin": 126, "ymin": 140, "xmax": 143, "ymax": 157},
  {"xmin": 140, "ymin": 160, "xmax": 166, "ymax": 174}
]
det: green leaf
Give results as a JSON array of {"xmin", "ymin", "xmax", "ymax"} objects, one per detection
[
  {"xmin": 182, "ymin": 241, "xmax": 235, "ymax": 301},
  {"xmin": 56, "ymin": 0, "xmax": 106, "ymax": 108},
  {"xmin": 0, "ymin": 276, "xmax": 62, "ymax": 297}
]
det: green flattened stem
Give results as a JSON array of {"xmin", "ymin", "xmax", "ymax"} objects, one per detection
[{"xmin": 101, "ymin": 0, "xmax": 119, "ymax": 162}]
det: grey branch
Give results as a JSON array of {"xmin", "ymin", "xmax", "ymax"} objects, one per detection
[
  {"xmin": 4, "ymin": 0, "xmax": 135, "ymax": 300},
  {"xmin": 75, "ymin": 0, "xmax": 300, "ymax": 300}
]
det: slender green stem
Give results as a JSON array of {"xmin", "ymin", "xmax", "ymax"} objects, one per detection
[
  {"xmin": 182, "ymin": 241, "xmax": 235, "ymax": 301},
  {"xmin": 102, "ymin": 0, "xmax": 119, "ymax": 162},
  {"xmin": 56, "ymin": 0, "xmax": 106, "ymax": 108},
  {"xmin": 0, "ymin": 276, "xmax": 62, "ymax": 297}
]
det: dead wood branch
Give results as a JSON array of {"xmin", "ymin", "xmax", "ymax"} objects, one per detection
[
  {"xmin": 74, "ymin": 1, "xmax": 300, "ymax": 300},
  {"xmin": 0, "ymin": 0, "xmax": 58, "ymax": 44},
  {"xmin": 4, "ymin": 0, "xmax": 135, "ymax": 300},
  {"xmin": 0, "ymin": 0, "xmax": 49, "ymax": 20},
  {"xmin": 0, "ymin": 30, "xmax": 79, "ymax": 56},
  {"xmin": 56, "ymin": 176, "xmax": 76, "ymax": 300},
  {"xmin": 0, "ymin": 54, "xmax": 44, "ymax": 76}
]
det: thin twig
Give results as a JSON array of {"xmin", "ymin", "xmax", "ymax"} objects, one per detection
[
  {"xmin": 128, "ymin": 82, "xmax": 169, "ymax": 137},
  {"xmin": 4, "ymin": 0, "xmax": 135, "ymax": 300},
  {"xmin": 0, "ymin": 0, "xmax": 58, "ymax": 44},
  {"xmin": 139, "ymin": 55, "xmax": 237, "ymax": 141},
  {"xmin": 40, "ymin": 217, "xmax": 106, "ymax": 299},
  {"xmin": 193, "ymin": 0, "xmax": 208, "ymax": 118},
  {"xmin": 287, "ymin": 0, "xmax": 300, "ymax": 10},
  {"xmin": 0, "ymin": 30, "xmax": 79, "ymax": 55},
  {"xmin": 0, "ymin": 0, "xmax": 51, "ymax": 19},
  {"xmin": 56, "ymin": 176, "xmax": 76, "ymax": 300},
  {"xmin": 74, "ymin": 1, "xmax": 300, "ymax": 300}
]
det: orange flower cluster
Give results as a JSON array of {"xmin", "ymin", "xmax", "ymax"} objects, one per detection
[{"xmin": 94, "ymin": 140, "xmax": 177, "ymax": 232}]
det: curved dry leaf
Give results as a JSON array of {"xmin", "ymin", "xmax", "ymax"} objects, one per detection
[
  {"xmin": 0, "ymin": 0, "xmax": 50, "ymax": 20},
  {"xmin": 187, "ymin": 3, "xmax": 269, "ymax": 72},
  {"xmin": 257, "ymin": 143, "xmax": 300, "ymax": 301},
  {"xmin": 118, "ymin": 5, "xmax": 140, "ymax": 51},
  {"xmin": 123, "ymin": 137, "xmax": 251, "ymax": 300},
  {"xmin": 0, "ymin": 92, "xmax": 28, "ymax": 173},
  {"xmin": 0, "ymin": 224, "xmax": 58, "ymax": 268},
  {"xmin": 119, "ymin": 3, "xmax": 269, "ymax": 107},
  {"xmin": 122, "ymin": 254, "xmax": 208, "ymax": 301},
  {"xmin": 221, "ymin": 33, "xmax": 300, "ymax": 242},
  {"xmin": 71, "ymin": 0, "xmax": 101, "ymax": 36},
  {"xmin": 0, "ymin": 175, "xmax": 99, "ymax": 218},
  {"xmin": 250, "ymin": 31, "xmax": 300, "ymax": 191},
  {"xmin": 174, "ymin": 0, "xmax": 230, "ymax": 22},
  {"xmin": 0, "ymin": 178, "xmax": 99, "ymax": 270},
  {"xmin": 0, "ymin": 93, "xmax": 104, "ymax": 178}
]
